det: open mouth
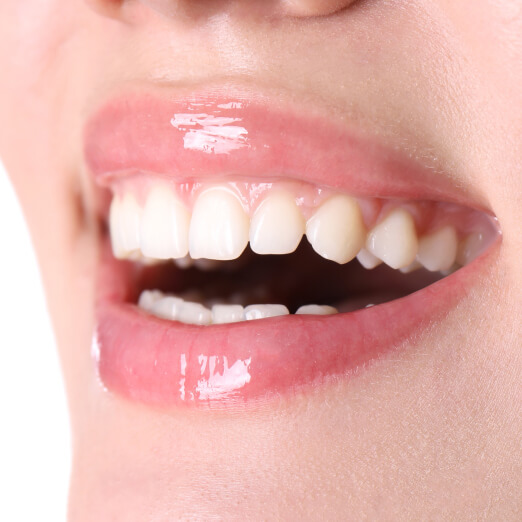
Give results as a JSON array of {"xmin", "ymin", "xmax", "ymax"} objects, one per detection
[{"xmin": 87, "ymin": 87, "xmax": 499, "ymax": 407}]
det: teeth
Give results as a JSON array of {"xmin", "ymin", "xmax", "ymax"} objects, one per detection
[
  {"xmin": 244, "ymin": 304, "xmax": 290, "ymax": 320},
  {"xmin": 417, "ymin": 226, "xmax": 458, "ymax": 271},
  {"xmin": 189, "ymin": 188, "xmax": 249, "ymax": 260},
  {"xmin": 120, "ymin": 193, "xmax": 142, "ymax": 254},
  {"xmin": 177, "ymin": 302, "xmax": 212, "ymax": 326},
  {"xmin": 366, "ymin": 208, "xmax": 418, "ymax": 269},
  {"xmin": 211, "ymin": 304, "xmax": 245, "ymax": 324},
  {"xmin": 356, "ymin": 248, "xmax": 383, "ymax": 269},
  {"xmin": 150, "ymin": 296, "xmax": 184, "ymax": 320},
  {"xmin": 295, "ymin": 304, "xmax": 338, "ymax": 315},
  {"xmin": 110, "ymin": 183, "xmax": 475, "ymax": 276},
  {"xmin": 109, "ymin": 196, "xmax": 125, "ymax": 258},
  {"xmin": 456, "ymin": 232, "xmax": 485, "ymax": 265},
  {"xmin": 138, "ymin": 291, "xmax": 300, "ymax": 324},
  {"xmin": 250, "ymin": 191, "xmax": 304, "ymax": 255},
  {"xmin": 306, "ymin": 195, "xmax": 366, "ymax": 264},
  {"xmin": 399, "ymin": 260, "xmax": 422, "ymax": 274},
  {"xmin": 138, "ymin": 289, "xmax": 163, "ymax": 311},
  {"xmin": 140, "ymin": 185, "xmax": 190, "ymax": 259},
  {"xmin": 109, "ymin": 194, "xmax": 143, "ymax": 258}
]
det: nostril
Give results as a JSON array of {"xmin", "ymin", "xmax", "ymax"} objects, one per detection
[{"xmin": 282, "ymin": 0, "xmax": 358, "ymax": 17}]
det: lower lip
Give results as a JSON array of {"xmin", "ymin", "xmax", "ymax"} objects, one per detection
[{"xmin": 93, "ymin": 241, "xmax": 498, "ymax": 409}]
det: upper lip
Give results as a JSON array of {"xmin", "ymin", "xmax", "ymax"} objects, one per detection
[{"xmin": 83, "ymin": 83, "xmax": 484, "ymax": 209}]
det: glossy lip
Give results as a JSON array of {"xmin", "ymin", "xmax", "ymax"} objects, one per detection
[
  {"xmin": 85, "ymin": 85, "xmax": 496, "ymax": 408},
  {"xmin": 84, "ymin": 85, "xmax": 484, "ymax": 208}
]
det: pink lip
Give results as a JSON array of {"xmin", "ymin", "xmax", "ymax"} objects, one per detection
[
  {"xmin": 85, "ymin": 86, "xmax": 479, "ymax": 206},
  {"xmin": 85, "ymin": 86, "xmax": 496, "ymax": 408}
]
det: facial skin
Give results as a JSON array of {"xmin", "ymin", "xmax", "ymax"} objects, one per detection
[{"xmin": 0, "ymin": 0, "xmax": 520, "ymax": 519}]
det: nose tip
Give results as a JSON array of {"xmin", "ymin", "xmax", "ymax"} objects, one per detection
[{"xmin": 85, "ymin": 0, "xmax": 358, "ymax": 20}]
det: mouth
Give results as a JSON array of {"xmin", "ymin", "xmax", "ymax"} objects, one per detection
[{"xmin": 86, "ymin": 85, "xmax": 499, "ymax": 408}]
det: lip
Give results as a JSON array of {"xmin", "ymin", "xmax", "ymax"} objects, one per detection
[
  {"xmin": 84, "ymin": 85, "xmax": 483, "ymax": 207},
  {"xmin": 85, "ymin": 85, "xmax": 496, "ymax": 408}
]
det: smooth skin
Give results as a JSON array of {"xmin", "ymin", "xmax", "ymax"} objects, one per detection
[{"xmin": 0, "ymin": 1, "xmax": 520, "ymax": 520}]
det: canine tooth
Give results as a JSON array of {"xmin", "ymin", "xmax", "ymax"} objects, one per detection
[
  {"xmin": 189, "ymin": 188, "xmax": 249, "ymax": 260},
  {"xmin": 244, "ymin": 304, "xmax": 289, "ymax": 320},
  {"xmin": 138, "ymin": 289, "xmax": 164, "ymax": 311},
  {"xmin": 306, "ymin": 195, "xmax": 366, "ymax": 264},
  {"xmin": 250, "ymin": 191, "xmax": 304, "ymax": 254},
  {"xmin": 140, "ymin": 185, "xmax": 190, "ymax": 259},
  {"xmin": 212, "ymin": 304, "xmax": 245, "ymax": 324},
  {"xmin": 417, "ymin": 226, "xmax": 458, "ymax": 271},
  {"xmin": 366, "ymin": 208, "xmax": 418, "ymax": 269},
  {"xmin": 150, "ymin": 296, "xmax": 184, "ymax": 320},
  {"xmin": 177, "ymin": 302, "xmax": 212, "ymax": 325},
  {"xmin": 356, "ymin": 248, "xmax": 382, "ymax": 269},
  {"xmin": 295, "ymin": 305, "xmax": 338, "ymax": 315},
  {"xmin": 456, "ymin": 232, "xmax": 484, "ymax": 265}
]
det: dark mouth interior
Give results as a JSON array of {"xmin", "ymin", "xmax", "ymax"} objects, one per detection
[{"xmin": 129, "ymin": 241, "xmax": 443, "ymax": 313}]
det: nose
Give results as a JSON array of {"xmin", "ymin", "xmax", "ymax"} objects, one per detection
[{"xmin": 85, "ymin": 0, "xmax": 359, "ymax": 19}]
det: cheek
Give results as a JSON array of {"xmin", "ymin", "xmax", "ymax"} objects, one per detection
[
  {"xmin": 0, "ymin": 1, "xmax": 79, "ymax": 172},
  {"xmin": 441, "ymin": 0, "xmax": 522, "ymax": 100}
]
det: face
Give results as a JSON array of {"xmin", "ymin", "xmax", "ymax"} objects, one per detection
[{"xmin": 0, "ymin": 0, "xmax": 520, "ymax": 519}]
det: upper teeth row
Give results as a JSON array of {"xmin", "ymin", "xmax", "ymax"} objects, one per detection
[{"xmin": 109, "ymin": 183, "xmax": 482, "ymax": 271}]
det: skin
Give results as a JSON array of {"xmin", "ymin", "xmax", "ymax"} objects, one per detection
[{"xmin": 0, "ymin": 0, "xmax": 520, "ymax": 519}]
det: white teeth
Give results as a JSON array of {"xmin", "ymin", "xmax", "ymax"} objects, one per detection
[
  {"xmin": 177, "ymin": 302, "xmax": 212, "ymax": 326},
  {"xmin": 138, "ymin": 291, "xmax": 298, "ymax": 325},
  {"xmin": 244, "ymin": 304, "xmax": 289, "ymax": 320},
  {"xmin": 138, "ymin": 289, "xmax": 163, "ymax": 311},
  {"xmin": 140, "ymin": 185, "xmax": 190, "ymax": 259},
  {"xmin": 109, "ymin": 196, "xmax": 125, "ymax": 258},
  {"xmin": 366, "ymin": 208, "xmax": 418, "ymax": 269},
  {"xmin": 417, "ymin": 226, "xmax": 458, "ymax": 271},
  {"xmin": 110, "ymin": 183, "xmax": 468, "ymax": 277},
  {"xmin": 306, "ymin": 195, "xmax": 366, "ymax": 264},
  {"xmin": 109, "ymin": 194, "xmax": 142, "ymax": 258},
  {"xmin": 150, "ymin": 296, "xmax": 184, "ymax": 320},
  {"xmin": 356, "ymin": 248, "xmax": 382, "ymax": 269},
  {"xmin": 456, "ymin": 232, "xmax": 485, "ymax": 265},
  {"xmin": 295, "ymin": 304, "xmax": 338, "ymax": 315},
  {"xmin": 189, "ymin": 188, "xmax": 249, "ymax": 260},
  {"xmin": 119, "ymin": 193, "xmax": 142, "ymax": 254},
  {"xmin": 250, "ymin": 191, "xmax": 304, "ymax": 255},
  {"xmin": 211, "ymin": 304, "xmax": 245, "ymax": 324},
  {"xmin": 140, "ymin": 291, "xmax": 213, "ymax": 325}
]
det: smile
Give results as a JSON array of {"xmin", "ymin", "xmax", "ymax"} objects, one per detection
[{"xmin": 85, "ymin": 85, "xmax": 500, "ymax": 407}]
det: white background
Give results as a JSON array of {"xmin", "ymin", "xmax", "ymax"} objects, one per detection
[{"xmin": 0, "ymin": 161, "xmax": 70, "ymax": 521}]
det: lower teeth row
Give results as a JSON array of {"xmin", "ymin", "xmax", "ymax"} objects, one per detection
[{"xmin": 138, "ymin": 290, "xmax": 338, "ymax": 325}]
